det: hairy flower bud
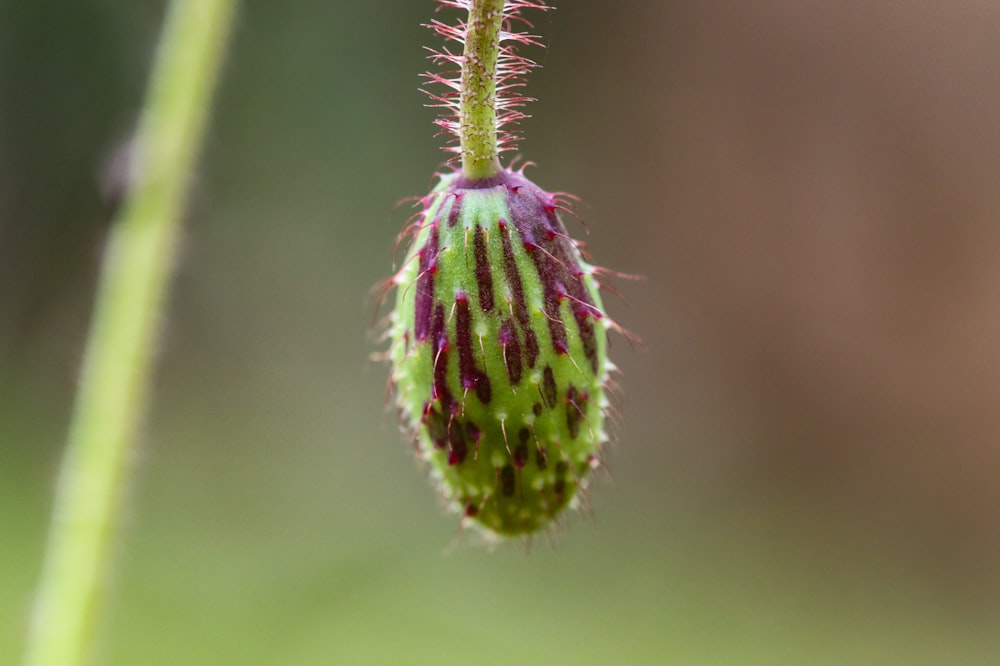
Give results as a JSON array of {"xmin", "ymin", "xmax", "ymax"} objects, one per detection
[{"xmin": 388, "ymin": 167, "xmax": 612, "ymax": 536}]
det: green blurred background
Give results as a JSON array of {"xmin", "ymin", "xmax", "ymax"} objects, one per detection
[{"xmin": 3, "ymin": 1, "xmax": 1000, "ymax": 664}]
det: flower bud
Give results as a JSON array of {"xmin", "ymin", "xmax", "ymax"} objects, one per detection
[{"xmin": 389, "ymin": 167, "xmax": 611, "ymax": 536}]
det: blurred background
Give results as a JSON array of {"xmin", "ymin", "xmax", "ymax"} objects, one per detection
[{"xmin": 3, "ymin": 1, "xmax": 1000, "ymax": 664}]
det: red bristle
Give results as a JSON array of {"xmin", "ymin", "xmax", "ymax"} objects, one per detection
[{"xmin": 423, "ymin": 1, "xmax": 552, "ymax": 160}]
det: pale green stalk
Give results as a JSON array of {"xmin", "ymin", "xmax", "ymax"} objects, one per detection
[
  {"xmin": 22, "ymin": 1, "xmax": 237, "ymax": 665},
  {"xmin": 460, "ymin": 0, "xmax": 505, "ymax": 180}
]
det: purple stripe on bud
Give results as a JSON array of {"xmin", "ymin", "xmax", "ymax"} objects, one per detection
[
  {"xmin": 455, "ymin": 291, "xmax": 492, "ymax": 404},
  {"xmin": 566, "ymin": 385, "xmax": 587, "ymax": 439},
  {"xmin": 572, "ymin": 302, "xmax": 599, "ymax": 374},
  {"xmin": 431, "ymin": 302, "xmax": 452, "ymax": 412},
  {"xmin": 541, "ymin": 365, "xmax": 557, "ymax": 408},
  {"xmin": 498, "ymin": 318, "xmax": 522, "ymax": 385},
  {"xmin": 447, "ymin": 193, "xmax": 462, "ymax": 227},
  {"xmin": 473, "ymin": 225, "xmax": 495, "ymax": 313},
  {"xmin": 448, "ymin": 422, "xmax": 467, "ymax": 465},
  {"xmin": 536, "ymin": 446, "xmax": 548, "ymax": 470},
  {"xmin": 498, "ymin": 219, "xmax": 540, "ymax": 368},
  {"xmin": 514, "ymin": 428, "xmax": 530, "ymax": 468},
  {"xmin": 423, "ymin": 401, "xmax": 448, "ymax": 450},
  {"xmin": 413, "ymin": 223, "xmax": 439, "ymax": 342},
  {"xmin": 540, "ymin": 271, "xmax": 569, "ymax": 355}
]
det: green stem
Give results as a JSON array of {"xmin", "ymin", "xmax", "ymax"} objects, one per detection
[
  {"xmin": 460, "ymin": 0, "xmax": 505, "ymax": 180},
  {"xmin": 22, "ymin": 1, "xmax": 237, "ymax": 665}
]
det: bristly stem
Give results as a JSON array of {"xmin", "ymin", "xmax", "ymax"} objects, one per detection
[
  {"xmin": 425, "ymin": 1, "xmax": 548, "ymax": 173},
  {"xmin": 460, "ymin": 0, "xmax": 505, "ymax": 180},
  {"xmin": 21, "ymin": 1, "xmax": 237, "ymax": 665}
]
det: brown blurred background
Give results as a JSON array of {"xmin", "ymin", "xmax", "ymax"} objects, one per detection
[
  {"xmin": 608, "ymin": 0, "xmax": 1000, "ymax": 587},
  {"xmin": 2, "ymin": 1, "xmax": 999, "ymax": 664}
]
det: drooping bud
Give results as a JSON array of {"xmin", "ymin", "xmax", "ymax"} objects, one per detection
[
  {"xmin": 388, "ymin": 167, "xmax": 612, "ymax": 536},
  {"xmin": 382, "ymin": 0, "xmax": 624, "ymax": 538}
]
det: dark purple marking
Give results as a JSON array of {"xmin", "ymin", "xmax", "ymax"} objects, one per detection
[
  {"xmin": 541, "ymin": 366, "xmax": 558, "ymax": 409},
  {"xmin": 498, "ymin": 319, "xmax": 522, "ymax": 385},
  {"xmin": 523, "ymin": 329, "xmax": 539, "ymax": 370},
  {"xmin": 447, "ymin": 193, "xmax": 462, "ymax": 227},
  {"xmin": 431, "ymin": 303, "xmax": 452, "ymax": 412},
  {"xmin": 448, "ymin": 422, "xmax": 467, "ymax": 465},
  {"xmin": 536, "ymin": 446, "xmax": 548, "ymax": 470},
  {"xmin": 572, "ymin": 302, "xmax": 599, "ymax": 374},
  {"xmin": 473, "ymin": 225, "xmax": 494, "ymax": 313},
  {"xmin": 465, "ymin": 503, "xmax": 479, "ymax": 517},
  {"xmin": 500, "ymin": 465, "xmax": 516, "ymax": 497},
  {"xmin": 498, "ymin": 220, "xmax": 539, "ymax": 368},
  {"xmin": 423, "ymin": 403, "xmax": 448, "ymax": 450},
  {"xmin": 516, "ymin": 429, "xmax": 531, "ymax": 467},
  {"xmin": 566, "ymin": 385, "xmax": 587, "ymax": 440},
  {"xmin": 513, "ymin": 443, "xmax": 528, "ymax": 469},
  {"xmin": 532, "ymin": 402, "xmax": 543, "ymax": 417},
  {"xmin": 413, "ymin": 224, "xmax": 439, "ymax": 342},
  {"xmin": 545, "ymin": 293, "xmax": 569, "ymax": 354},
  {"xmin": 455, "ymin": 292, "xmax": 492, "ymax": 404}
]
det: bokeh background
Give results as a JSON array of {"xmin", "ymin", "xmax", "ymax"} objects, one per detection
[{"xmin": 3, "ymin": 1, "xmax": 1000, "ymax": 664}]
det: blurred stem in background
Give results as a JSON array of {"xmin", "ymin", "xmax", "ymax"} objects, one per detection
[{"xmin": 21, "ymin": 1, "xmax": 238, "ymax": 665}]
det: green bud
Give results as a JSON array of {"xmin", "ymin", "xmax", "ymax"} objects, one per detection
[{"xmin": 388, "ymin": 168, "xmax": 612, "ymax": 537}]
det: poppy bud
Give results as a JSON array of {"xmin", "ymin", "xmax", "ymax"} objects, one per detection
[
  {"xmin": 383, "ymin": 0, "xmax": 623, "ymax": 538},
  {"xmin": 389, "ymin": 167, "xmax": 611, "ymax": 536}
]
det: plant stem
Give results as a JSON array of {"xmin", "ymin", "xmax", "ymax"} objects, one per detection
[
  {"xmin": 22, "ymin": 1, "xmax": 237, "ymax": 665},
  {"xmin": 460, "ymin": 0, "xmax": 505, "ymax": 180}
]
